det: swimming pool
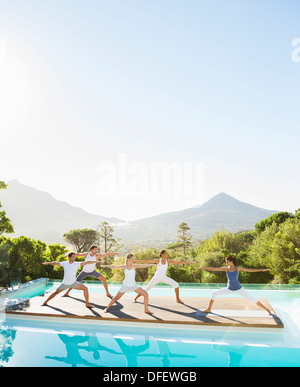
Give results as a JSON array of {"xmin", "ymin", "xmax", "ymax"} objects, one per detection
[{"xmin": 1, "ymin": 281, "xmax": 300, "ymax": 367}]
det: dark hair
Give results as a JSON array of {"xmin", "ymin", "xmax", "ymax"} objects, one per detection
[
  {"xmin": 226, "ymin": 255, "xmax": 237, "ymax": 266},
  {"xmin": 68, "ymin": 252, "xmax": 76, "ymax": 258},
  {"xmin": 125, "ymin": 253, "xmax": 134, "ymax": 263},
  {"xmin": 90, "ymin": 245, "xmax": 98, "ymax": 250},
  {"xmin": 160, "ymin": 249, "xmax": 167, "ymax": 257}
]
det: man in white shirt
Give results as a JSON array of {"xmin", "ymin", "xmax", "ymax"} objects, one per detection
[
  {"xmin": 42, "ymin": 252, "xmax": 101, "ymax": 308},
  {"xmin": 62, "ymin": 245, "xmax": 119, "ymax": 299}
]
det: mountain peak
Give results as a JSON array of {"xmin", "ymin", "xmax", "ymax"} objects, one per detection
[
  {"xmin": 199, "ymin": 192, "xmax": 270, "ymax": 213},
  {"xmin": 193, "ymin": 192, "xmax": 240, "ymax": 209},
  {"xmin": 200, "ymin": 192, "xmax": 250, "ymax": 211},
  {"xmin": 210, "ymin": 192, "xmax": 235, "ymax": 200}
]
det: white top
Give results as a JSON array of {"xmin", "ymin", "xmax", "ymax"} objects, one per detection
[
  {"xmin": 60, "ymin": 261, "xmax": 81, "ymax": 285},
  {"xmin": 123, "ymin": 267, "xmax": 136, "ymax": 287},
  {"xmin": 82, "ymin": 252, "xmax": 98, "ymax": 273},
  {"xmin": 154, "ymin": 259, "xmax": 168, "ymax": 278}
]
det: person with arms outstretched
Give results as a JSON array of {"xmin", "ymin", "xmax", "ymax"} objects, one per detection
[
  {"xmin": 101, "ymin": 253, "xmax": 157, "ymax": 314},
  {"xmin": 133, "ymin": 249, "xmax": 193, "ymax": 304},
  {"xmin": 42, "ymin": 252, "xmax": 102, "ymax": 308},
  {"xmin": 197, "ymin": 255, "xmax": 272, "ymax": 315},
  {"xmin": 62, "ymin": 245, "xmax": 119, "ymax": 299}
]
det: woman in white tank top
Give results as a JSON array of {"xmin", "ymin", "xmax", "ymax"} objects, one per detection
[
  {"xmin": 101, "ymin": 253, "xmax": 157, "ymax": 314},
  {"xmin": 133, "ymin": 249, "xmax": 194, "ymax": 304}
]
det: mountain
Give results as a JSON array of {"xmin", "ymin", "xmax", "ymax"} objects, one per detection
[
  {"xmin": 0, "ymin": 180, "xmax": 124, "ymax": 244},
  {"xmin": 1, "ymin": 180, "xmax": 278, "ymax": 246},
  {"xmin": 114, "ymin": 192, "xmax": 278, "ymax": 244}
]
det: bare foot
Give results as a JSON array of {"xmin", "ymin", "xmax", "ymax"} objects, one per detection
[
  {"xmin": 41, "ymin": 302, "xmax": 48, "ymax": 306},
  {"xmin": 86, "ymin": 304, "xmax": 94, "ymax": 309},
  {"xmin": 62, "ymin": 293, "xmax": 70, "ymax": 297},
  {"xmin": 176, "ymin": 299, "xmax": 184, "ymax": 304},
  {"xmin": 106, "ymin": 293, "xmax": 113, "ymax": 299},
  {"xmin": 145, "ymin": 310, "xmax": 154, "ymax": 315},
  {"xmin": 104, "ymin": 308, "xmax": 109, "ymax": 313}
]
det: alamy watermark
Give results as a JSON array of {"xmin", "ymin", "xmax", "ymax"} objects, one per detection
[
  {"xmin": 291, "ymin": 38, "xmax": 300, "ymax": 63},
  {"xmin": 96, "ymin": 154, "xmax": 204, "ymax": 201}
]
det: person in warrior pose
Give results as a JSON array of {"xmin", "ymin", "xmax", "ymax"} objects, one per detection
[
  {"xmin": 42, "ymin": 252, "xmax": 102, "ymax": 308},
  {"xmin": 62, "ymin": 246, "xmax": 119, "ymax": 299},
  {"xmin": 196, "ymin": 255, "xmax": 272, "ymax": 315},
  {"xmin": 101, "ymin": 253, "xmax": 158, "ymax": 315},
  {"xmin": 133, "ymin": 249, "xmax": 194, "ymax": 304}
]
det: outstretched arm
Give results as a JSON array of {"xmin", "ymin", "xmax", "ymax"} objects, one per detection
[
  {"xmin": 63, "ymin": 253, "xmax": 87, "ymax": 258},
  {"xmin": 80, "ymin": 259, "xmax": 101, "ymax": 267},
  {"xmin": 100, "ymin": 264, "xmax": 126, "ymax": 269},
  {"xmin": 133, "ymin": 263, "xmax": 157, "ymax": 268},
  {"xmin": 196, "ymin": 267, "xmax": 227, "ymax": 272},
  {"xmin": 42, "ymin": 261, "xmax": 61, "ymax": 266},
  {"xmin": 96, "ymin": 252, "xmax": 120, "ymax": 259},
  {"xmin": 168, "ymin": 260, "xmax": 194, "ymax": 265},
  {"xmin": 133, "ymin": 259, "xmax": 159, "ymax": 264},
  {"xmin": 238, "ymin": 266, "xmax": 270, "ymax": 273}
]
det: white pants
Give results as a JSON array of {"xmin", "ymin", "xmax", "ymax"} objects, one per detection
[
  {"xmin": 211, "ymin": 287, "xmax": 258, "ymax": 303},
  {"xmin": 144, "ymin": 275, "xmax": 179, "ymax": 291}
]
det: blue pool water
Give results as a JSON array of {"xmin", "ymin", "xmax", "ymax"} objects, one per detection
[{"xmin": 1, "ymin": 282, "xmax": 300, "ymax": 367}]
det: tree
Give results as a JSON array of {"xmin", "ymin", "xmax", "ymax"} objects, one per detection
[
  {"xmin": 194, "ymin": 229, "xmax": 246, "ymax": 258},
  {"xmin": 63, "ymin": 229, "xmax": 98, "ymax": 252},
  {"xmin": 0, "ymin": 236, "xmax": 49, "ymax": 285},
  {"xmin": 0, "ymin": 181, "xmax": 14, "ymax": 236},
  {"xmin": 168, "ymin": 264, "xmax": 200, "ymax": 283},
  {"xmin": 97, "ymin": 222, "xmax": 122, "ymax": 278},
  {"xmin": 166, "ymin": 242, "xmax": 184, "ymax": 252},
  {"xmin": 0, "ymin": 241, "xmax": 11, "ymax": 286},
  {"xmin": 254, "ymin": 212, "xmax": 294, "ymax": 234},
  {"xmin": 97, "ymin": 222, "xmax": 122, "ymax": 253},
  {"xmin": 176, "ymin": 222, "xmax": 192, "ymax": 256},
  {"xmin": 249, "ymin": 218, "xmax": 300, "ymax": 284}
]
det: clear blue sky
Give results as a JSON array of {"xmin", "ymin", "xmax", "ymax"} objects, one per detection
[{"xmin": 1, "ymin": 0, "xmax": 299, "ymax": 220}]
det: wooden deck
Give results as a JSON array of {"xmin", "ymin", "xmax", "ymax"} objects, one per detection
[{"xmin": 5, "ymin": 292, "xmax": 284, "ymax": 328}]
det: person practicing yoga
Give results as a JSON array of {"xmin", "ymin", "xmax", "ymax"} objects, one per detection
[
  {"xmin": 42, "ymin": 252, "xmax": 102, "ymax": 308},
  {"xmin": 62, "ymin": 246, "xmax": 119, "ymax": 299},
  {"xmin": 101, "ymin": 253, "xmax": 157, "ymax": 315},
  {"xmin": 133, "ymin": 249, "xmax": 193, "ymax": 304},
  {"xmin": 197, "ymin": 255, "xmax": 272, "ymax": 315}
]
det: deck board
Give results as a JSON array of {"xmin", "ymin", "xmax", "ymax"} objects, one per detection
[{"xmin": 5, "ymin": 293, "xmax": 284, "ymax": 328}]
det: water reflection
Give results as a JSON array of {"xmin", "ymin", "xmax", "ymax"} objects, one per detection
[
  {"xmin": 213, "ymin": 344, "xmax": 250, "ymax": 367},
  {"xmin": 46, "ymin": 333, "xmax": 196, "ymax": 367},
  {"xmin": 155, "ymin": 339, "xmax": 196, "ymax": 367},
  {"xmin": 0, "ymin": 324, "xmax": 245, "ymax": 367},
  {"xmin": 114, "ymin": 336, "xmax": 150, "ymax": 367},
  {"xmin": 0, "ymin": 325, "xmax": 17, "ymax": 365},
  {"xmin": 45, "ymin": 334, "xmax": 105, "ymax": 367},
  {"xmin": 1, "ymin": 319, "xmax": 297, "ymax": 367}
]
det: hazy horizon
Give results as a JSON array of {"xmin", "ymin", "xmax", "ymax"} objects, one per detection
[
  {"xmin": 3, "ymin": 178, "xmax": 281, "ymax": 223},
  {"xmin": 1, "ymin": 1, "xmax": 299, "ymax": 220}
]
